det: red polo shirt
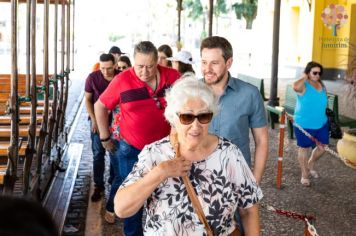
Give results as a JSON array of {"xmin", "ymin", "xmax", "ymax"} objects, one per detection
[{"xmin": 99, "ymin": 65, "xmax": 180, "ymax": 150}]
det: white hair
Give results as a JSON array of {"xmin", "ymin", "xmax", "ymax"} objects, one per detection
[{"xmin": 164, "ymin": 74, "xmax": 219, "ymax": 125}]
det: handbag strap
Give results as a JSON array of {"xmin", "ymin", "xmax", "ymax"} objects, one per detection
[{"xmin": 171, "ymin": 133, "xmax": 214, "ymax": 236}]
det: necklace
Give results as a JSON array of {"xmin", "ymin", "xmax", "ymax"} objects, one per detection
[{"xmin": 153, "ymin": 75, "xmax": 158, "ymax": 93}]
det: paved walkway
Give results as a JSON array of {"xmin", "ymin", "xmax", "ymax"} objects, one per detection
[{"xmin": 61, "ymin": 72, "xmax": 355, "ymax": 235}]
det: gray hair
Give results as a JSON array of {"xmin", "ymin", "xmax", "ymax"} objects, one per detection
[
  {"xmin": 164, "ymin": 74, "xmax": 219, "ymax": 125},
  {"xmin": 134, "ymin": 41, "xmax": 158, "ymax": 61}
]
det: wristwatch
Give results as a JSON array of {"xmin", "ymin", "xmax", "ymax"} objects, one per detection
[{"xmin": 100, "ymin": 136, "xmax": 111, "ymax": 142}]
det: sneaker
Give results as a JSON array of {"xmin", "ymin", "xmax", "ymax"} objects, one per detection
[
  {"xmin": 104, "ymin": 210, "xmax": 116, "ymax": 224},
  {"xmin": 91, "ymin": 187, "xmax": 104, "ymax": 202}
]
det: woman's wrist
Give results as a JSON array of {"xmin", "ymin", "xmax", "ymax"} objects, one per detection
[{"xmin": 156, "ymin": 163, "xmax": 168, "ymax": 182}]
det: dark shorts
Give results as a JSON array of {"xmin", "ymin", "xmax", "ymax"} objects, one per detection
[{"xmin": 294, "ymin": 122, "xmax": 329, "ymax": 148}]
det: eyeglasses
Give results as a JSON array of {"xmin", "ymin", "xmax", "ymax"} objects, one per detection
[
  {"xmin": 311, "ymin": 71, "xmax": 321, "ymax": 76},
  {"xmin": 176, "ymin": 112, "xmax": 213, "ymax": 125},
  {"xmin": 118, "ymin": 66, "xmax": 127, "ymax": 70}
]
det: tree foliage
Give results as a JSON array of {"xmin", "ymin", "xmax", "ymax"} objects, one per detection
[
  {"xmin": 232, "ymin": 0, "xmax": 258, "ymax": 29},
  {"xmin": 183, "ymin": 0, "xmax": 203, "ymax": 20}
]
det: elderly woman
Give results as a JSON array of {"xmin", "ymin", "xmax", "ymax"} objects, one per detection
[{"xmin": 114, "ymin": 76, "xmax": 262, "ymax": 235}]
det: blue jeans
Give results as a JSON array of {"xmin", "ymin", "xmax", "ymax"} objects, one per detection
[
  {"xmin": 106, "ymin": 140, "xmax": 143, "ymax": 236},
  {"xmin": 90, "ymin": 130, "xmax": 106, "ymax": 189}
]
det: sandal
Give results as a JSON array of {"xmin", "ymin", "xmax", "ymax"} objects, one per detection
[
  {"xmin": 104, "ymin": 210, "xmax": 116, "ymax": 224},
  {"xmin": 301, "ymin": 177, "xmax": 311, "ymax": 186},
  {"xmin": 309, "ymin": 170, "xmax": 319, "ymax": 179}
]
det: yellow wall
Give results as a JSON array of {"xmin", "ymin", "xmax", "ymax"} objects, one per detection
[{"xmin": 313, "ymin": 0, "xmax": 356, "ymax": 70}]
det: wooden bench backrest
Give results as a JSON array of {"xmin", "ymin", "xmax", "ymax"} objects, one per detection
[
  {"xmin": 0, "ymin": 74, "xmax": 45, "ymax": 83},
  {"xmin": 238, "ymin": 73, "xmax": 266, "ymax": 100}
]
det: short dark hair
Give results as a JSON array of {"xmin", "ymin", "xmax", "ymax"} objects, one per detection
[
  {"xmin": 134, "ymin": 41, "xmax": 158, "ymax": 61},
  {"xmin": 108, "ymin": 46, "xmax": 124, "ymax": 55},
  {"xmin": 200, "ymin": 36, "xmax": 233, "ymax": 62},
  {"xmin": 0, "ymin": 196, "xmax": 58, "ymax": 236},
  {"xmin": 118, "ymin": 55, "xmax": 132, "ymax": 67},
  {"xmin": 99, "ymin": 53, "xmax": 115, "ymax": 64},
  {"xmin": 304, "ymin": 61, "xmax": 323, "ymax": 75},
  {"xmin": 177, "ymin": 61, "xmax": 195, "ymax": 74},
  {"xmin": 158, "ymin": 44, "xmax": 173, "ymax": 67}
]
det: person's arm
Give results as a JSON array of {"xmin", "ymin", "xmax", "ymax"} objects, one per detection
[
  {"xmin": 293, "ymin": 73, "xmax": 307, "ymax": 94},
  {"xmin": 94, "ymin": 99, "xmax": 115, "ymax": 152},
  {"xmin": 251, "ymin": 126, "xmax": 268, "ymax": 184},
  {"xmin": 239, "ymin": 204, "xmax": 260, "ymax": 236},
  {"xmin": 84, "ymin": 92, "xmax": 98, "ymax": 133},
  {"xmin": 114, "ymin": 157, "xmax": 192, "ymax": 218}
]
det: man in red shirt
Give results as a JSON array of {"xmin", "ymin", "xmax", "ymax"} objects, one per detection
[{"xmin": 95, "ymin": 41, "xmax": 180, "ymax": 235}]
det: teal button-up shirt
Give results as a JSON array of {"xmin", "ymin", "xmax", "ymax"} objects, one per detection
[{"xmin": 208, "ymin": 75, "xmax": 267, "ymax": 166}]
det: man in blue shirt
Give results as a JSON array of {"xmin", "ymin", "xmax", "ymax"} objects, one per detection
[
  {"xmin": 200, "ymin": 35, "xmax": 268, "ymax": 236},
  {"xmin": 200, "ymin": 36, "xmax": 268, "ymax": 184}
]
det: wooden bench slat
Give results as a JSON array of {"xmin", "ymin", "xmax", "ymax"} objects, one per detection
[
  {"xmin": 0, "ymin": 141, "xmax": 27, "ymax": 156},
  {"xmin": 0, "ymin": 126, "xmax": 40, "ymax": 138},
  {"xmin": 0, "ymin": 115, "xmax": 43, "ymax": 125},
  {"xmin": 0, "ymin": 106, "xmax": 48, "ymax": 116}
]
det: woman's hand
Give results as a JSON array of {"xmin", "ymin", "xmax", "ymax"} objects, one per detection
[{"xmin": 158, "ymin": 158, "xmax": 192, "ymax": 180}]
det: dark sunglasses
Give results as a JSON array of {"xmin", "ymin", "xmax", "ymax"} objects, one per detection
[
  {"xmin": 311, "ymin": 71, "xmax": 321, "ymax": 76},
  {"xmin": 177, "ymin": 112, "xmax": 213, "ymax": 125}
]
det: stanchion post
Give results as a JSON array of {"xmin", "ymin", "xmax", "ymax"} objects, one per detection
[
  {"xmin": 276, "ymin": 111, "xmax": 286, "ymax": 189},
  {"xmin": 304, "ymin": 222, "xmax": 312, "ymax": 236}
]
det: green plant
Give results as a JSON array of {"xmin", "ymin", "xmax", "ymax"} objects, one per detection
[
  {"xmin": 108, "ymin": 33, "xmax": 125, "ymax": 42},
  {"xmin": 183, "ymin": 0, "xmax": 203, "ymax": 21},
  {"xmin": 232, "ymin": 0, "xmax": 258, "ymax": 29}
]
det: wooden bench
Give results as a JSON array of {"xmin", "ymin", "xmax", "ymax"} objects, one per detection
[
  {"xmin": 267, "ymin": 84, "xmax": 356, "ymax": 139},
  {"xmin": 0, "ymin": 115, "xmax": 43, "ymax": 125},
  {"xmin": 0, "ymin": 165, "xmax": 6, "ymax": 185},
  {"xmin": 0, "ymin": 126, "xmax": 40, "ymax": 138},
  {"xmin": 326, "ymin": 95, "xmax": 356, "ymax": 129},
  {"xmin": 238, "ymin": 73, "xmax": 268, "ymax": 101}
]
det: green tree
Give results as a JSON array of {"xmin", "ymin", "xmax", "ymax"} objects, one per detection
[
  {"xmin": 214, "ymin": 0, "xmax": 228, "ymax": 17},
  {"xmin": 232, "ymin": 0, "xmax": 258, "ymax": 29},
  {"xmin": 183, "ymin": 0, "xmax": 203, "ymax": 20}
]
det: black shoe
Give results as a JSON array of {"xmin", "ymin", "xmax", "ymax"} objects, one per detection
[{"xmin": 91, "ymin": 187, "xmax": 104, "ymax": 202}]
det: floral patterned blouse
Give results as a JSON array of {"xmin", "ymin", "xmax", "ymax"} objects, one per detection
[{"xmin": 120, "ymin": 136, "xmax": 263, "ymax": 236}]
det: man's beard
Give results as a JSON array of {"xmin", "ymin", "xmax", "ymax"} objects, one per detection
[{"xmin": 204, "ymin": 72, "xmax": 225, "ymax": 85}]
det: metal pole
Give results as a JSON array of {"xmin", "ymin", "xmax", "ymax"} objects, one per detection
[
  {"xmin": 35, "ymin": 0, "xmax": 50, "ymax": 199},
  {"xmin": 208, "ymin": 0, "xmax": 213, "ymax": 37},
  {"xmin": 23, "ymin": 0, "xmax": 37, "ymax": 196},
  {"xmin": 66, "ymin": 0, "xmax": 70, "ymax": 72},
  {"xmin": 26, "ymin": 0, "xmax": 31, "ymax": 97},
  {"xmin": 46, "ymin": 0, "xmax": 59, "ymax": 154},
  {"xmin": 6, "ymin": 0, "xmax": 19, "ymax": 193},
  {"xmin": 177, "ymin": 0, "xmax": 182, "ymax": 51},
  {"xmin": 71, "ymin": 0, "xmax": 75, "ymax": 70},
  {"xmin": 268, "ymin": 0, "xmax": 281, "ymax": 107}
]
